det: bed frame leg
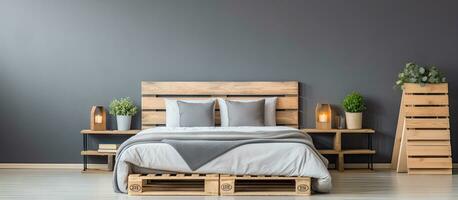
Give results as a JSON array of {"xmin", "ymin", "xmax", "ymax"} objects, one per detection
[
  {"xmin": 295, "ymin": 177, "xmax": 311, "ymax": 195},
  {"xmin": 128, "ymin": 174, "xmax": 143, "ymax": 195},
  {"xmin": 219, "ymin": 178, "xmax": 235, "ymax": 195}
]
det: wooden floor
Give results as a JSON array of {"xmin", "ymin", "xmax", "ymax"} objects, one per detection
[{"xmin": 0, "ymin": 169, "xmax": 456, "ymax": 199}]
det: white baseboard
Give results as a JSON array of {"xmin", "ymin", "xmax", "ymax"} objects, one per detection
[
  {"xmin": 0, "ymin": 163, "xmax": 456, "ymax": 169},
  {"xmin": 0, "ymin": 163, "xmax": 106, "ymax": 169}
]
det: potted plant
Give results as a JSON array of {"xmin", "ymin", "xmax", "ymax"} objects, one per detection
[
  {"xmin": 109, "ymin": 97, "xmax": 138, "ymax": 131},
  {"xmin": 342, "ymin": 92, "xmax": 366, "ymax": 129},
  {"xmin": 395, "ymin": 62, "xmax": 446, "ymax": 88}
]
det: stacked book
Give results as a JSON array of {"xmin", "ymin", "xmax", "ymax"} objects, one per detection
[{"xmin": 98, "ymin": 144, "xmax": 119, "ymax": 153}]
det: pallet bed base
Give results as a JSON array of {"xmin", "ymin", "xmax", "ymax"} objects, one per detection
[
  {"xmin": 220, "ymin": 175, "xmax": 311, "ymax": 196},
  {"xmin": 128, "ymin": 173, "xmax": 219, "ymax": 196},
  {"xmin": 128, "ymin": 173, "xmax": 312, "ymax": 196}
]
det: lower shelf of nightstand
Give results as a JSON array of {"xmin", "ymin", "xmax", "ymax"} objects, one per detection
[
  {"xmin": 319, "ymin": 149, "xmax": 376, "ymax": 155},
  {"xmin": 81, "ymin": 150, "xmax": 115, "ymax": 173},
  {"xmin": 81, "ymin": 150, "xmax": 116, "ymax": 156}
]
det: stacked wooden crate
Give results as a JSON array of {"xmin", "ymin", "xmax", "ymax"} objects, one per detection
[{"xmin": 400, "ymin": 83, "xmax": 452, "ymax": 174}]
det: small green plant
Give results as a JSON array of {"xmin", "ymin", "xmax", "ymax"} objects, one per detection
[
  {"xmin": 342, "ymin": 92, "xmax": 366, "ymax": 113},
  {"xmin": 109, "ymin": 97, "xmax": 138, "ymax": 116},
  {"xmin": 395, "ymin": 62, "xmax": 446, "ymax": 89}
]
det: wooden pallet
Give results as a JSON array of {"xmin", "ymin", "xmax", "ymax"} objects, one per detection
[
  {"xmin": 392, "ymin": 83, "xmax": 452, "ymax": 174},
  {"xmin": 219, "ymin": 175, "xmax": 311, "ymax": 196},
  {"xmin": 128, "ymin": 173, "xmax": 219, "ymax": 196}
]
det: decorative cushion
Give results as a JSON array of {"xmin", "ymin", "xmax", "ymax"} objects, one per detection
[
  {"xmin": 165, "ymin": 99, "xmax": 215, "ymax": 127},
  {"xmin": 218, "ymin": 97, "xmax": 277, "ymax": 126},
  {"xmin": 224, "ymin": 99, "xmax": 265, "ymax": 126},
  {"xmin": 177, "ymin": 100, "xmax": 216, "ymax": 127}
]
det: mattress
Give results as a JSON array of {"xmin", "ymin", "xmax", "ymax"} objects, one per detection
[{"xmin": 113, "ymin": 126, "xmax": 332, "ymax": 193}]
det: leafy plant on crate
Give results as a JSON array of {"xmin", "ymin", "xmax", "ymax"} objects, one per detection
[
  {"xmin": 395, "ymin": 62, "xmax": 446, "ymax": 89},
  {"xmin": 342, "ymin": 92, "xmax": 366, "ymax": 129},
  {"xmin": 109, "ymin": 97, "xmax": 138, "ymax": 130}
]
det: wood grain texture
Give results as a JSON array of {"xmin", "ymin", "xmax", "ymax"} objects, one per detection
[
  {"xmin": 141, "ymin": 82, "xmax": 300, "ymax": 129},
  {"xmin": 142, "ymin": 110, "xmax": 298, "ymax": 126},
  {"xmin": 219, "ymin": 175, "xmax": 311, "ymax": 196},
  {"xmin": 406, "ymin": 130, "xmax": 450, "ymax": 141},
  {"xmin": 405, "ymin": 118, "xmax": 450, "ymax": 129},
  {"xmin": 407, "ymin": 145, "xmax": 451, "ymax": 156},
  {"xmin": 391, "ymin": 93, "xmax": 405, "ymax": 170},
  {"xmin": 404, "ymin": 106, "xmax": 449, "ymax": 117},
  {"xmin": 80, "ymin": 129, "xmax": 140, "ymax": 135},
  {"xmin": 404, "ymin": 95, "xmax": 449, "ymax": 105},
  {"xmin": 128, "ymin": 173, "xmax": 219, "ymax": 196},
  {"xmin": 407, "ymin": 157, "xmax": 452, "ymax": 169},
  {"xmin": 402, "ymin": 83, "xmax": 448, "ymax": 93},
  {"xmin": 407, "ymin": 168, "xmax": 452, "ymax": 175},
  {"xmin": 142, "ymin": 96, "xmax": 298, "ymax": 110},
  {"xmin": 142, "ymin": 81, "xmax": 299, "ymax": 95}
]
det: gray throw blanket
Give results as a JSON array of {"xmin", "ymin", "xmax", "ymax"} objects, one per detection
[{"xmin": 113, "ymin": 128, "xmax": 327, "ymax": 193}]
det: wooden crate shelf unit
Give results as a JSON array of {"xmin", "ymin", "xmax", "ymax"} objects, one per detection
[
  {"xmin": 391, "ymin": 83, "xmax": 452, "ymax": 174},
  {"xmin": 219, "ymin": 175, "xmax": 311, "ymax": 196},
  {"xmin": 128, "ymin": 173, "xmax": 219, "ymax": 196}
]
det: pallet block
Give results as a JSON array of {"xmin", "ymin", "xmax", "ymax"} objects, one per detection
[
  {"xmin": 128, "ymin": 173, "xmax": 219, "ymax": 196},
  {"xmin": 219, "ymin": 175, "xmax": 311, "ymax": 196},
  {"xmin": 391, "ymin": 83, "xmax": 452, "ymax": 174}
]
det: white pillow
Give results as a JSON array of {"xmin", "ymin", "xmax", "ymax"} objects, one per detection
[
  {"xmin": 218, "ymin": 97, "xmax": 277, "ymax": 126},
  {"xmin": 165, "ymin": 99, "xmax": 216, "ymax": 127}
]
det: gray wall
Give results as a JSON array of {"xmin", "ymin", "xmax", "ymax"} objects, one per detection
[{"xmin": 1, "ymin": 0, "xmax": 457, "ymax": 164}]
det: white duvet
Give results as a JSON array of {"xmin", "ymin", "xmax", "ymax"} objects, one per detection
[{"xmin": 114, "ymin": 126, "xmax": 332, "ymax": 193}]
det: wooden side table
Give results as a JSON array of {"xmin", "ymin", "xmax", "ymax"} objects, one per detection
[
  {"xmin": 80, "ymin": 129, "xmax": 140, "ymax": 173},
  {"xmin": 302, "ymin": 129, "xmax": 375, "ymax": 171}
]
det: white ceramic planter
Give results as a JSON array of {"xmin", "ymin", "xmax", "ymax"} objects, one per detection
[
  {"xmin": 345, "ymin": 112, "xmax": 362, "ymax": 129},
  {"xmin": 116, "ymin": 115, "xmax": 132, "ymax": 131}
]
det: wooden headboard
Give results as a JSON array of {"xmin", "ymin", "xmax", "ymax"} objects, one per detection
[{"xmin": 141, "ymin": 81, "xmax": 299, "ymax": 129}]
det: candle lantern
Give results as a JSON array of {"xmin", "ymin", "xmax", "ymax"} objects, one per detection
[
  {"xmin": 315, "ymin": 104, "xmax": 332, "ymax": 129},
  {"xmin": 90, "ymin": 106, "xmax": 106, "ymax": 131}
]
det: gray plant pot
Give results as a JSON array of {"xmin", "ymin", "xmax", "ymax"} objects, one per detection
[{"xmin": 116, "ymin": 115, "xmax": 132, "ymax": 131}]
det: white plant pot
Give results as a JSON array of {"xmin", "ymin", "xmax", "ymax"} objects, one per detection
[
  {"xmin": 345, "ymin": 112, "xmax": 362, "ymax": 129},
  {"xmin": 116, "ymin": 115, "xmax": 132, "ymax": 131}
]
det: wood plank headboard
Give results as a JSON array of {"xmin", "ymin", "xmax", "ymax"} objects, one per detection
[{"xmin": 141, "ymin": 81, "xmax": 299, "ymax": 129}]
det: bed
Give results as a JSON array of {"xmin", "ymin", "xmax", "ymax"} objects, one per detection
[{"xmin": 113, "ymin": 81, "xmax": 332, "ymax": 194}]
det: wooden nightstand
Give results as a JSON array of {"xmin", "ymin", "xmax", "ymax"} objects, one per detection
[
  {"xmin": 80, "ymin": 129, "xmax": 140, "ymax": 173},
  {"xmin": 302, "ymin": 129, "xmax": 375, "ymax": 171}
]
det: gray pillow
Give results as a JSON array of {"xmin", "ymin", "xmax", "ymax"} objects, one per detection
[
  {"xmin": 177, "ymin": 100, "xmax": 215, "ymax": 127},
  {"xmin": 226, "ymin": 99, "xmax": 265, "ymax": 126}
]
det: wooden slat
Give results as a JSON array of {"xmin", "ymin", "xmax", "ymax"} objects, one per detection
[
  {"xmin": 392, "ymin": 93, "xmax": 405, "ymax": 170},
  {"xmin": 404, "ymin": 95, "xmax": 448, "ymax": 105},
  {"xmin": 302, "ymin": 129, "xmax": 374, "ymax": 133},
  {"xmin": 142, "ymin": 81, "xmax": 299, "ymax": 95},
  {"xmin": 403, "ymin": 83, "xmax": 448, "ymax": 93},
  {"xmin": 406, "ymin": 130, "xmax": 450, "ymax": 140},
  {"xmin": 128, "ymin": 173, "xmax": 219, "ymax": 196},
  {"xmin": 407, "ymin": 145, "xmax": 451, "ymax": 156},
  {"xmin": 219, "ymin": 175, "xmax": 311, "ymax": 196},
  {"xmin": 404, "ymin": 106, "xmax": 449, "ymax": 117},
  {"xmin": 342, "ymin": 149, "xmax": 376, "ymax": 154},
  {"xmin": 142, "ymin": 96, "xmax": 298, "ymax": 110},
  {"xmin": 80, "ymin": 150, "xmax": 115, "ymax": 156},
  {"xmin": 407, "ymin": 140, "xmax": 450, "ymax": 146},
  {"xmin": 80, "ymin": 129, "xmax": 140, "ymax": 135},
  {"xmin": 276, "ymin": 110, "xmax": 298, "ymax": 125},
  {"xmin": 142, "ymin": 110, "xmax": 298, "ymax": 125},
  {"xmin": 405, "ymin": 119, "xmax": 449, "ymax": 129},
  {"xmin": 407, "ymin": 157, "xmax": 452, "ymax": 169},
  {"xmin": 408, "ymin": 168, "xmax": 452, "ymax": 175},
  {"xmin": 318, "ymin": 150, "xmax": 339, "ymax": 155}
]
